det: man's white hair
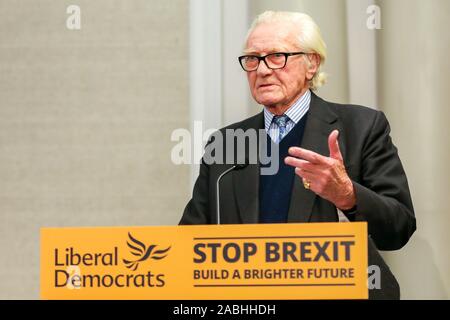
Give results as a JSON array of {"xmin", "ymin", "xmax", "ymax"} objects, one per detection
[{"xmin": 246, "ymin": 11, "xmax": 327, "ymax": 91}]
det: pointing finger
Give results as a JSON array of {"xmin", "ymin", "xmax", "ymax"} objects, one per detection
[
  {"xmin": 288, "ymin": 147, "xmax": 329, "ymax": 165},
  {"xmin": 328, "ymin": 130, "xmax": 343, "ymax": 161}
]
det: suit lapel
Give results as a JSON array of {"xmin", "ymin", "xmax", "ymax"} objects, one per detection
[
  {"xmin": 233, "ymin": 112, "xmax": 264, "ymax": 224},
  {"xmin": 233, "ymin": 164, "xmax": 260, "ymax": 223},
  {"xmin": 287, "ymin": 93, "xmax": 341, "ymax": 222}
]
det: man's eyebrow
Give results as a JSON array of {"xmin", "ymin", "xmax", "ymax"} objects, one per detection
[
  {"xmin": 242, "ymin": 48, "xmax": 258, "ymax": 55},
  {"xmin": 242, "ymin": 48, "xmax": 287, "ymax": 55}
]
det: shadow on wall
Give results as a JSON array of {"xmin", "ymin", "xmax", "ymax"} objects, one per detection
[{"xmin": 381, "ymin": 235, "xmax": 448, "ymax": 299}]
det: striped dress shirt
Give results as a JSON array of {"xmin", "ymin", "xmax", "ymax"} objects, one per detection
[{"xmin": 264, "ymin": 89, "xmax": 311, "ymax": 143}]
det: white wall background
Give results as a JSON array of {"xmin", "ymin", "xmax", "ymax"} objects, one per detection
[
  {"xmin": 375, "ymin": 0, "xmax": 450, "ymax": 299},
  {"xmin": 0, "ymin": 0, "xmax": 190, "ymax": 299}
]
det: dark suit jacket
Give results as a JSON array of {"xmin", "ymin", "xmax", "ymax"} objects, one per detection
[{"xmin": 180, "ymin": 92, "xmax": 416, "ymax": 299}]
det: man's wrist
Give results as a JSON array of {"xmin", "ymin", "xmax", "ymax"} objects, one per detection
[{"xmin": 336, "ymin": 180, "xmax": 357, "ymax": 210}]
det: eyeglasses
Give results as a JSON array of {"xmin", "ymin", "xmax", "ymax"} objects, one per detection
[{"xmin": 238, "ymin": 52, "xmax": 306, "ymax": 72}]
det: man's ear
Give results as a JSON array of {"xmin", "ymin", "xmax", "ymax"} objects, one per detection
[{"xmin": 306, "ymin": 53, "xmax": 321, "ymax": 80}]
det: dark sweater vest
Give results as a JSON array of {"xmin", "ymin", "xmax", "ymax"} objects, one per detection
[{"xmin": 259, "ymin": 114, "xmax": 308, "ymax": 223}]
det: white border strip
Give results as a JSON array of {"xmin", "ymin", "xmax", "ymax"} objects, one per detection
[
  {"xmin": 346, "ymin": 0, "xmax": 378, "ymax": 109},
  {"xmin": 189, "ymin": 0, "xmax": 223, "ymax": 186},
  {"xmin": 189, "ymin": 0, "xmax": 249, "ymax": 187}
]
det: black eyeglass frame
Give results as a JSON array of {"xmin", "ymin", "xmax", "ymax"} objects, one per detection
[{"xmin": 238, "ymin": 52, "xmax": 307, "ymax": 71}]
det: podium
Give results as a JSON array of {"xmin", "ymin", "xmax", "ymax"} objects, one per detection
[{"xmin": 40, "ymin": 222, "xmax": 399, "ymax": 300}]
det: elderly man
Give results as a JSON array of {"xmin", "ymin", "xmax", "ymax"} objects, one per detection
[{"xmin": 180, "ymin": 11, "xmax": 415, "ymax": 297}]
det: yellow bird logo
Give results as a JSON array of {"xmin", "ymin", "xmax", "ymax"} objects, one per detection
[{"xmin": 122, "ymin": 232, "xmax": 171, "ymax": 271}]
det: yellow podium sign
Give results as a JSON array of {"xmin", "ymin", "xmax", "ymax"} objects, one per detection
[{"xmin": 41, "ymin": 222, "xmax": 368, "ymax": 300}]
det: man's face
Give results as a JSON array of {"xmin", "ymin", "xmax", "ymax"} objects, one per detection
[{"xmin": 244, "ymin": 22, "xmax": 316, "ymax": 112}]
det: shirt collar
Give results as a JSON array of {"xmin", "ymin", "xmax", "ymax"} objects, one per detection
[{"xmin": 264, "ymin": 89, "xmax": 311, "ymax": 132}]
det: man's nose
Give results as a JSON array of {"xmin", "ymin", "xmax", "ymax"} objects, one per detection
[{"xmin": 256, "ymin": 60, "xmax": 273, "ymax": 76}]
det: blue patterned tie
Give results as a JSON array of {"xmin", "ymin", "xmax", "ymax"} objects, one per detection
[{"xmin": 273, "ymin": 114, "xmax": 289, "ymax": 143}]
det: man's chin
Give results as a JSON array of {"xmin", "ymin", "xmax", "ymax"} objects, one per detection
[
  {"xmin": 258, "ymin": 99, "xmax": 281, "ymax": 108},
  {"xmin": 255, "ymin": 95, "xmax": 281, "ymax": 107}
]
